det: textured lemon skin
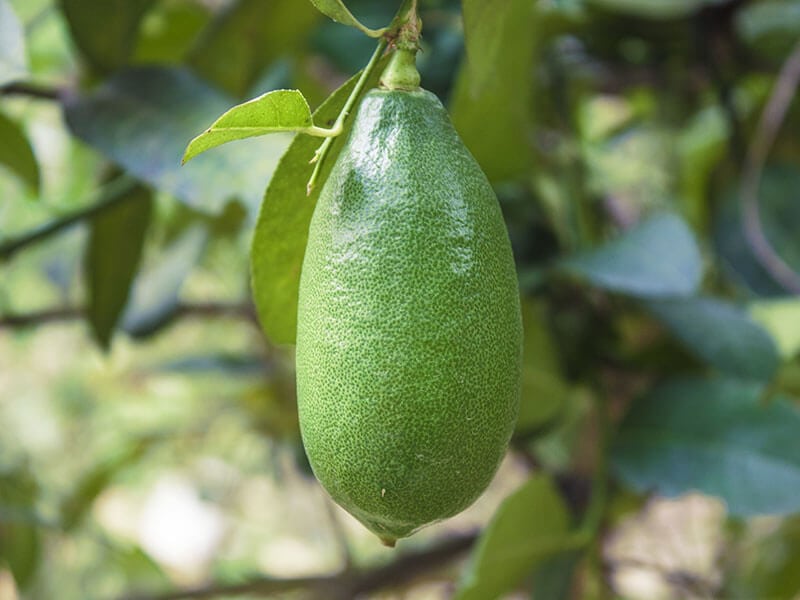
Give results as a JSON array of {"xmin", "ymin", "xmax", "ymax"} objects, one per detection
[{"xmin": 296, "ymin": 88, "xmax": 522, "ymax": 543}]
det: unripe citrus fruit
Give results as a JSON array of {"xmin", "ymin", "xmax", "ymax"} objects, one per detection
[{"xmin": 296, "ymin": 57, "xmax": 522, "ymax": 546}]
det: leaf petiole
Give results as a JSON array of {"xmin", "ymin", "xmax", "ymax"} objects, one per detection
[{"xmin": 306, "ymin": 36, "xmax": 388, "ymax": 195}]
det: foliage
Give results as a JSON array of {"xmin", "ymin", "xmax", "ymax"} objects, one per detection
[{"xmin": 1, "ymin": 0, "xmax": 800, "ymax": 598}]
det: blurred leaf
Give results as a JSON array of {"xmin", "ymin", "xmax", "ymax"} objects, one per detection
[
  {"xmin": 309, "ymin": 0, "xmax": 385, "ymax": 36},
  {"xmin": 108, "ymin": 544, "xmax": 168, "ymax": 588},
  {"xmin": 251, "ymin": 59, "xmax": 387, "ymax": 344},
  {"xmin": 0, "ymin": 469, "xmax": 40, "ymax": 589},
  {"xmin": 714, "ymin": 164, "xmax": 800, "ymax": 297},
  {"xmin": 61, "ymin": 439, "xmax": 153, "ymax": 531},
  {"xmin": 750, "ymin": 299, "xmax": 800, "ymax": 359},
  {"xmin": 647, "ymin": 297, "xmax": 780, "ymax": 382},
  {"xmin": 133, "ymin": 0, "xmax": 211, "ymax": 64},
  {"xmin": 531, "ymin": 550, "xmax": 582, "ymax": 600},
  {"xmin": 64, "ymin": 66, "xmax": 290, "ymax": 215},
  {"xmin": 188, "ymin": 0, "xmax": 318, "ymax": 98},
  {"xmin": 516, "ymin": 300, "xmax": 568, "ymax": 436},
  {"xmin": 0, "ymin": 0, "xmax": 27, "ymax": 85},
  {"xmin": 736, "ymin": 1, "xmax": 800, "ymax": 60},
  {"xmin": 561, "ymin": 213, "xmax": 702, "ymax": 297},
  {"xmin": 122, "ymin": 224, "xmax": 208, "ymax": 337},
  {"xmin": 612, "ymin": 377, "xmax": 800, "ymax": 516},
  {"xmin": 0, "ymin": 111, "xmax": 39, "ymax": 193},
  {"xmin": 151, "ymin": 353, "xmax": 264, "ymax": 375},
  {"xmin": 183, "ymin": 89, "xmax": 316, "ymax": 163},
  {"xmin": 59, "ymin": 0, "xmax": 154, "ymax": 73},
  {"xmin": 677, "ymin": 106, "xmax": 729, "ymax": 229},
  {"xmin": 450, "ymin": 0, "xmax": 536, "ymax": 182},
  {"xmin": 587, "ymin": 0, "xmax": 723, "ymax": 19},
  {"xmin": 455, "ymin": 474, "xmax": 571, "ymax": 600},
  {"xmin": 86, "ymin": 183, "xmax": 152, "ymax": 350}
]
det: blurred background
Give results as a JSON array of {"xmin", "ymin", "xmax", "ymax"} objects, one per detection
[{"xmin": 1, "ymin": 0, "xmax": 800, "ymax": 598}]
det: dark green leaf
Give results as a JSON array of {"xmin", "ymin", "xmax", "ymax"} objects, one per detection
[
  {"xmin": 250, "ymin": 59, "xmax": 387, "ymax": 344},
  {"xmin": 64, "ymin": 66, "xmax": 290, "ymax": 215},
  {"xmin": 0, "ymin": 0, "xmax": 27, "ymax": 86},
  {"xmin": 59, "ymin": 0, "xmax": 154, "ymax": 73},
  {"xmin": 455, "ymin": 474, "xmax": 571, "ymax": 600},
  {"xmin": 531, "ymin": 550, "xmax": 582, "ymax": 600},
  {"xmin": 132, "ymin": 0, "xmax": 211, "ymax": 64},
  {"xmin": 122, "ymin": 224, "xmax": 208, "ymax": 337},
  {"xmin": 612, "ymin": 377, "xmax": 800, "ymax": 516},
  {"xmin": 86, "ymin": 183, "xmax": 152, "ymax": 350},
  {"xmin": 188, "ymin": 0, "xmax": 318, "ymax": 98},
  {"xmin": 647, "ymin": 297, "xmax": 780, "ymax": 382},
  {"xmin": 0, "ymin": 111, "xmax": 39, "ymax": 193},
  {"xmin": 587, "ymin": 0, "xmax": 720, "ymax": 19},
  {"xmin": 560, "ymin": 213, "xmax": 702, "ymax": 298},
  {"xmin": 450, "ymin": 0, "xmax": 536, "ymax": 182},
  {"xmin": 183, "ymin": 89, "xmax": 316, "ymax": 164}
]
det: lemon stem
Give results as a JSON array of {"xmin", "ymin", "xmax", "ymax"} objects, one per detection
[{"xmin": 380, "ymin": 1, "xmax": 422, "ymax": 91}]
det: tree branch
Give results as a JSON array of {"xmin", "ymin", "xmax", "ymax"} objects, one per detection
[
  {"xmin": 118, "ymin": 533, "xmax": 476, "ymax": 600},
  {"xmin": 740, "ymin": 39, "xmax": 800, "ymax": 295},
  {"xmin": 0, "ymin": 176, "xmax": 137, "ymax": 261},
  {"xmin": 0, "ymin": 81, "xmax": 62, "ymax": 101},
  {"xmin": 0, "ymin": 302, "xmax": 257, "ymax": 329}
]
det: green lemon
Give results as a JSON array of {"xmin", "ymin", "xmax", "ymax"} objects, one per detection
[{"xmin": 296, "ymin": 59, "xmax": 522, "ymax": 546}]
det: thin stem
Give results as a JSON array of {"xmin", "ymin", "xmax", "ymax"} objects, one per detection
[
  {"xmin": 740, "ymin": 39, "xmax": 800, "ymax": 295},
  {"xmin": 305, "ymin": 0, "xmax": 418, "ymax": 195},
  {"xmin": 0, "ymin": 302, "xmax": 257, "ymax": 329},
  {"xmin": 306, "ymin": 36, "xmax": 388, "ymax": 195},
  {"xmin": 118, "ymin": 532, "xmax": 476, "ymax": 600},
  {"xmin": 0, "ymin": 81, "xmax": 62, "ymax": 101},
  {"xmin": 0, "ymin": 176, "xmax": 137, "ymax": 261}
]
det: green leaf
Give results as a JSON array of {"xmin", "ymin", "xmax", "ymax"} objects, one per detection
[
  {"xmin": 611, "ymin": 377, "xmax": 800, "ymax": 516},
  {"xmin": 750, "ymin": 299, "xmax": 800, "ymax": 359},
  {"xmin": 64, "ymin": 66, "xmax": 290, "ymax": 215},
  {"xmin": 0, "ymin": 0, "xmax": 27, "ymax": 86},
  {"xmin": 85, "ymin": 183, "xmax": 152, "ymax": 350},
  {"xmin": 122, "ymin": 224, "xmax": 208, "ymax": 337},
  {"xmin": 647, "ymin": 297, "xmax": 780, "ymax": 382},
  {"xmin": 560, "ymin": 213, "xmax": 702, "ymax": 298},
  {"xmin": 450, "ymin": 0, "xmax": 536, "ymax": 182},
  {"xmin": 308, "ymin": 0, "xmax": 385, "ymax": 36},
  {"xmin": 587, "ymin": 0, "xmax": 720, "ymax": 19},
  {"xmin": 188, "ymin": 0, "xmax": 318, "ymax": 97},
  {"xmin": 736, "ymin": 1, "xmax": 800, "ymax": 59},
  {"xmin": 0, "ymin": 468, "xmax": 40, "ymax": 589},
  {"xmin": 132, "ymin": 0, "xmax": 211, "ymax": 64},
  {"xmin": 677, "ymin": 106, "xmax": 729, "ymax": 229},
  {"xmin": 455, "ymin": 474, "xmax": 571, "ymax": 600},
  {"xmin": 250, "ymin": 58, "xmax": 386, "ymax": 344},
  {"xmin": 516, "ymin": 300, "xmax": 568, "ymax": 436},
  {"xmin": 59, "ymin": 0, "xmax": 154, "ymax": 73},
  {"xmin": 183, "ymin": 89, "xmax": 317, "ymax": 164},
  {"xmin": 0, "ymin": 111, "xmax": 39, "ymax": 193}
]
